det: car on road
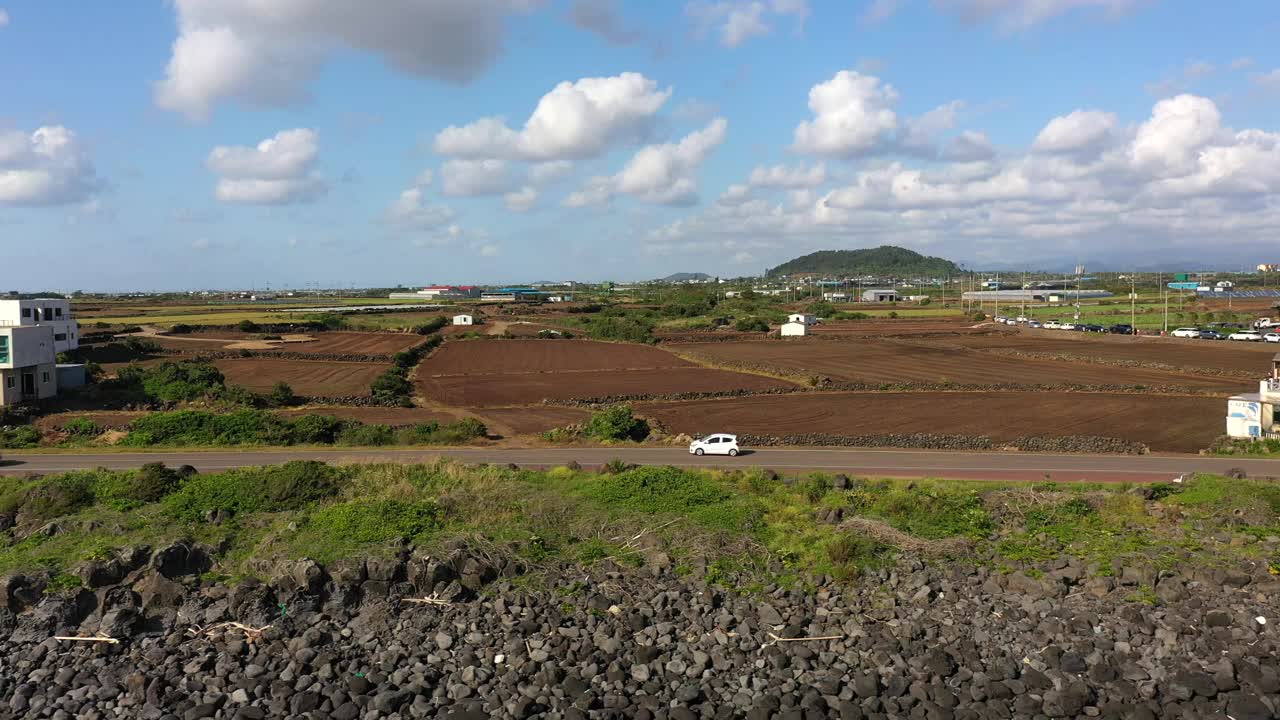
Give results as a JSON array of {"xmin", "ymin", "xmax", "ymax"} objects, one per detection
[
  {"xmin": 1171, "ymin": 327, "xmax": 1202, "ymax": 338},
  {"xmin": 1027, "ymin": 320, "xmax": 1042, "ymax": 328},
  {"xmin": 1044, "ymin": 320, "xmax": 1061, "ymax": 329},
  {"xmin": 1198, "ymin": 329, "xmax": 1227, "ymax": 341},
  {"xmin": 1109, "ymin": 324, "xmax": 1134, "ymax": 335},
  {"xmin": 994, "ymin": 316, "xmax": 1007, "ymax": 324},
  {"xmin": 1059, "ymin": 322, "xmax": 1078, "ymax": 330},
  {"xmin": 1015, "ymin": 316, "xmax": 1029, "ymax": 324},
  {"xmin": 1229, "ymin": 330, "xmax": 1264, "ymax": 342},
  {"xmin": 1081, "ymin": 324, "xmax": 1106, "ymax": 333},
  {"xmin": 1265, "ymin": 332, "xmax": 1280, "ymax": 343},
  {"xmin": 689, "ymin": 433, "xmax": 740, "ymax": 456}
]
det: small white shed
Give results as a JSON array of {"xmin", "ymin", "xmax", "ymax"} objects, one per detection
[
  {"xmin": 787, "ymin": 313, "xmax": 816, "ymax": 326},
  {"xmin": 452, "ymin": 314, "xmax": 474, "ymax": 326},
  {"xmin": 780, "ymin": 321, "xmax": 808, "ymax": 337}
]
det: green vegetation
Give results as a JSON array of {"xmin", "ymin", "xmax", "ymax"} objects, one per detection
[
  {"xmin": 583, "ymin": 405, "xmax": 650, "ymax": 442},
  {"xmin": 114, "ymin": 409, "xmax": 487, "ymax": 448},
  {"xmin": 0, "ymin": 426, "xmax": 42, "ymax": 449},
  {"xmin": 2, "ymin": 464, "xmax": 1273, "ymax": 591},
  {"xmin": 579, "ymin": 314, "xmax": 655, "ymax": 343},
  {"xmin": 734, "ymin": 317, "xmax": 771, "ymax": 332},
  {"xmin": 117, "ymin": 360, "xmax": 228, "ymax": 404},
  {"xmin": 372, "ymin": 335, "xmax": 440, "ymax": 405},
  {"xmin": 767, "ymin": 246, "xmax": 961, "ymax": 278}
]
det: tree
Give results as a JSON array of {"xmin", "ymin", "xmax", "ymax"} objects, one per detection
[
  {"xmin": 585, "ymin": 405, "xmax": 650, "ymax": 442},
  {"xmin": 735, "ymin": 317, "xmax": 770, "ymax": 332},
  {"xmin": 806, "ymin": 300, "xmax": 835, "ymax": 317},
  {"xmin": 268, "ymin": 382, "xmax": 296, "ymax": 407},
  {"xmin": 237, "ymin": 319, "xmax": 261, "ymax": 333}
]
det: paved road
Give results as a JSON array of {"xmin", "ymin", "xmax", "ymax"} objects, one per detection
[{"xmin": 3, "ymin": 447, "xmax": 1279, "ymax": 482}]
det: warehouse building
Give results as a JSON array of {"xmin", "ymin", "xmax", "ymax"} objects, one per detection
[
  {"xmin": 862, "ymin": 289, "xmax": 900, "ymax": 302},
  {"xmin": 1226, "ymin": 354, "xmax": 1280, "ymax": 440}
]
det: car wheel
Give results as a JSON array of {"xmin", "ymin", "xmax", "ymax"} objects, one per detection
[
  {"xmin": 695, "ymin": 448, "xmax": 704, "ymax": 456},
  {"xmin": 728, "ymin": 448, "xmax": 738, "ymax": 456}
]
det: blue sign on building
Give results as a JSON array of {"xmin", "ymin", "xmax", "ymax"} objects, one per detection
[{"xmin": 1167, "ymin": 282, "xmax": 1199, "ymax": 290}]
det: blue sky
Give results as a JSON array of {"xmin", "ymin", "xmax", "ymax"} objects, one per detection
[{"xmin": 2, "ymin": 1, "xmax": 1279, "ymax": 291}]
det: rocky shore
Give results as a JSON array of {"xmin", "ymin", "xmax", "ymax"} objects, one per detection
[{"xmin": 4, "ymin": 543, "xmax": 1278, "ymax": 720}]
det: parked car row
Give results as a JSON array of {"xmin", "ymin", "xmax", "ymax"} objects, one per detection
[
  {"xmin": 1169, "ymin": 327, "xmax": 1280, "ymax": 342},
  {"xmin": 997, "ymin": 315, "xmax": 1132, "ymax": 334}
]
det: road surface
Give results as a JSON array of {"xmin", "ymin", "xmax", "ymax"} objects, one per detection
[{"xmin": 3, "ymin": 447, "xmax": 1279, "ymax": 482}]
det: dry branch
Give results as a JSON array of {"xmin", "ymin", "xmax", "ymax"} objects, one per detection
[
  {"xmin": 187, "ymin": 622, "xmax": 271, "ymax": 641},
  {"xmin": 759, "ymin": 632, "xmax": 843, "ymax": 651},
  {"xmin": 54, "ymin": 635, "xmax": 119, "ymax": 644}
]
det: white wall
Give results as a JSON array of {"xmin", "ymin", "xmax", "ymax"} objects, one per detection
[
  {"xmin": 453, "ymin": 315, "xmax": 474, "ymax": 325},
  {"xmin": 0, "ymin": 299, "xmax": 79, "ymax": 352},
  {"xmin": 0, "ymin": 326, "xmax": 57, "ymax": 368},
  {"xmin": 780, "ymin": 322, "xmax": 807, "ymax": 337}
]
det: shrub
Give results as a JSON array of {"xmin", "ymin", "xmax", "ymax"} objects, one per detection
[
  {"xmin": 734, "ymin": 317, "xmax": 770, "ymax": 332},
  {"xmin": 801, "ymin": 475, "xmax": 833, "ymax": 503},
  {"xmin": 827, "ymin": 533, "xmax": 892, "ymax": 578},
  {"xmin": 290, "ymin": 414, "xmax": 345, "ymax": 444},
  {"xmin": 164, "ymin": 461, "xmax": 344, "ymax": 520},
  {"xmin": 118, "ymin": 360, "xmax": 226, "ymax": 403},
  {"xmin": 972, "ymin": 312, "xmax": 987, "ymax": 321},
  {"xmin": 92, "ymin": 463, "xmax": 185, "ymax": 510},
  {"xmin": 580, "ymin": 465, "xmax": 760, "ymax": 531},
  {"xmin": 370, "ymin": 369, "xmax": 413, "ymax": 404},
  {"xmin": 168, "ymin": 324, "xmax": 195, "ymax": 334},
  {"xmin": 123, "ymin": 409, "xmax": 292, "ymax": 446},
  {"xmin": 61, "ymin": 418, "xmax": 102, "ymax": 439},
  {"xmin": 887, "ymin": 311, "xmax": 899, "ymax": 319},
  {"xmin": 806, "ymin": 301, "xmax": 835, "ymax": 317},
  {"xmin": 0, "ymin": 426, "xmax": 42, "ymax": 448},
  {"xmin": 268, "ymin": 382, "xmax": 296, "ymax": 407},
  {"xmin": 414, "ymin": 316, "xmax": 448, "ymax": 334},
  {"xmin": 305, "ymin": 499, "xmax": 442, "ymax": 552},
  {"xmin": 18, "ymin": 472, "xmax": 97, "ymax": 519},
  {"xmin": 237, "ymin": 319, "xmax": 261, "ymax": 333},
  {"xmin": 584, "ymin": 405, "xmax": 650, "ymax": 442},
  {"xmin": 842, "ymin": 312, "xmax": 870, "ymax": 321},
  {"xmin": 919, "ymin": 297, "xmax": 932, "ymax": 305},
  {"xmin": 585, "ymin": 316, "xmax": 654, "ymax": 343},
  {"xmin": 336, "ymin": 423, "xmax": 396, "ymax": 446}
]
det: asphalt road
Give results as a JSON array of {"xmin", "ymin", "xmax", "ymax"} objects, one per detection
[{"xmin": 3, "ymin": 447, "xmax": 1279, "ymax": 482}]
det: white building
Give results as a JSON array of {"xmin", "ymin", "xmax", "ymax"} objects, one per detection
[
  {"xmin": 452, "ymin": 314, "xmax": 474, "ymax": 326},
  {"xmin": 787, "ymin": 313, "xmax": 817, "ymax": 326},
  {"xmin": 822, "ymin": 292, "xmax": 852, "ymax": 302},
  {"xmin": 0, "ymin": 299, "xmax": 78, "ymax": 353},
  {"xmin": 0, "ymin": 326, "xmax": 59, "ymax": 405},
  {"xmin": 1226, "ymin": 354, "xmax": 1280, "ymax": 440},
  {"xmin": 780, "ymin": 321, "xmax": 807, "ymax": 337},
  {"xmin": 862, "ymin": 289, "xmax": 900, "ymax": 302}
]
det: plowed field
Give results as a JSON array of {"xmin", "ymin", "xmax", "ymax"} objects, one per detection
[
  {"xmin": 934, "ymin": 333, "xmax": 1278, "ymax": 375},
  {"xmin": 419, "ymin": 368, "xmax": 794, "ymax": 406},
  {"xmin": 636, "ymin": 391, "xmax": 1223, "ymax": 453},
  {"xmin": 274, "ymin": 407, "xmax": 459, "ymax": 426},
  {"xmin": 473, "ymin": 407, "xmax": 591, "ymax": 435},
  {"xmin": 154, "ymin": 332, "xmax": 423, "ymax": 355},
  {"xmin": 213, "ymin": 359, "xmax": 390, "ymax": 396},
  {"xmin": 672, "ymin": 340, "xmax": 1240, "ymax": 391},
  {"xmin": 810, "ymin": 320, "xmax": 996, "ymax": 337},
  {"xmin": 423, "ymin": 339, "xmax": 693, "ymax": 374}
]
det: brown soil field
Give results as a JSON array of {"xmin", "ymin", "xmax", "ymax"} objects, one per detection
[
  {"xmin": 934, "ymin": 332, "xmax": 1279, "ymax": 375},
  {"xmin": 273, "ymin": 407, "xmax": 461, "ymax": 426},
  {"xmin": 672, "ymin": 339, "xmax": 1241, "ymax": 391},
  {"xmin": 35, "ymin": 412, "xmax": 146, "ymax": 432},
  {"xmin": 473, "ymin": 406, "xmax": 591, "ymax": 435},
  {"xmin": 152, "ymin": 331, "xmax": 423, "ymax": 355},
  {"xmin": 810, "ymin": 320, "xmax": 997, "ymax": 337},
  {"xmin": 419, "ymin": 368, "xmax": 795, "ymax": 407},
  {"xmin": 213, "ymin": 359, "xmax": 390, "ymax": 396},
  {"xmin": 636, "ymin": 391, "xmax": 1224, "ymax": 453},
  {"xmin": 423, "ymin": 339, "xmax": 693, "ymax": 375}
]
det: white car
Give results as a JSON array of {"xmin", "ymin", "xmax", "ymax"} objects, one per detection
[
  {"xmin": 1015, "ymin": 316, "xmax": 1029, "ymax": 324},
  {"xmin": 1044, "ymin": 320, "xmax": 1062, "ymax": 329},
  {"xmin": 1229, "ymin": 331, "xmax": 1264, "ymax": 342},
  {"xmin": 1171, "ymin": 327, "xmax": 1201, "ymax": 338},
  {"xmin": 1265, "ymin": 333, "xmax": 1280, "ymax": 343},
  {"xmin": 689, "ymin": 434, "xmax": 740, "ymax": 456},
  {"xmin": 1059, "ymin": 322, "xmax": 1077, "ymax": 331}
]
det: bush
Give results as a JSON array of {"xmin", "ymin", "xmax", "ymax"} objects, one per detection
[
  {"xmin": 237, "ymin": 319, "xmax": 261, "ymax": 333},
  {"xmin": 61, "ymin": 418, "xmax": 102, "ymax": 439},
  {"xmin": 267, "ymin": 382, "xmax": 296, "ymax": 407},
  {"xmin": 734, "ymin": 317, "xmax": 771, "ymax": 332},
  {"xmin": 165, "ymin": 461, "xmax": 344, "ymax": 521},
  {"xmin": 370, "ymin": 369, "xmax": 413, "ymax": 404},
  {"xmin": 414, "ymin": 316, "xmax": 447, "ymax": 334},
  {"xmin": 827, "ymin": 533, "xmax": 892, "ymax": 578},
  {"xmin": 168, "ymin": 324, "xmax": 195, "ymax": 334},
  {"xmin": 0, "ymin": 426, "xmax": 42, "ymax": 449},
  {"xmin": 580, "ymin": 466, "xmax": 760, "ymax": 530},
  {"xmin": 91, "ymin": 463, "xmax": 185, "ymax": 510},
  {"xmin": 117, "ymin": 360, "xmax": 227, "ymax": 404},
  {"xmin": 123, "ymin": 409, "xmax": 292, "ymax": 446},
  {"xmin": 919, "ymin": 297, "xmax": 932, "ymax": 305},
  {"xmin": 806, "ymin": 301, "xmax": 835, "ymax": 317},
  {"xmin": 887, "ymin": 311, "xmax": 899, "ymax": 319},
  {"xmin": 585, "ymin": 316, "xmax": 654, "ymax": 343},
  {"xmin": 18, "ymin": 472, "xmax": 97, "ymax": 519},
  {"xmin": 584, "ymin": 405, "xmax": 650, "ymax": 442},
  {"xmin": 290, "ymin": 414, "xmax": 345, "ymax": 444},
  {"xmin": 305, "ymin": 499, "xmax": 442, "ymax": 551},
  {"xmin": 336, "ymin": 423, "xmax": 396, "ymax": 446},
  {"xmin": 972, "ymin": 312, "xmax": 987, "ymax": 321}
]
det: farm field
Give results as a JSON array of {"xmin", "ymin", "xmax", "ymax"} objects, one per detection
[
  {"xmin": 419, "ymin": 367, "xmax": 795, "ymax": 407},
  {"xmin": 636, "ymin": 391, "xmax": 1223, "ymax": 453},
  {"xmin": 274, "ymin": 407, "xmax": 461, "ymax": 426},
  {"xmin": 808, "ymin": 319, "xmax": 997, "ymax": 337},
  {"xmin": 472, "ymin": 406, "xmax": 591, "ymax": 435},
  {"xmin": 423, "ymin": 339, "xmax": 693, "ymax": 374},
  {"xmin": 212, "ymin": 359, "xmax": 390, "ymax": 396},
  {"xmin": 935, "ymin": 332, "xmax": 1279, "ymax": 374},
  {"xmin": 153, "ymin": 331, "xmax": 425, "ymax": 356},
  {"xmin": 672, "ymin": 339, "xmax": 1241, "ymax": 391}
]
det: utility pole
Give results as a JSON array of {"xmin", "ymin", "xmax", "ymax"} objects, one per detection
[{"xmin": 1130, "ymin": 272, "xmax": 1136, "ymax": 332}]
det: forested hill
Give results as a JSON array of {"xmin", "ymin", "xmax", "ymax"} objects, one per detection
[{"xmin": 767, "ymin": 246, "xmax": 961, "ymax": 277}]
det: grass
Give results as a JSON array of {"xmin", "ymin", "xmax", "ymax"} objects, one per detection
[{"xmin": 1, "ymin": 466, "xmax": 1274, "ymax": 591}]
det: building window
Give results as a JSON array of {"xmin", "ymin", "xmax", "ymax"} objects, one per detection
[
  {"xmin": 42, "ymin": 372, "xmax": 50, "ymax": 383},
  {"xmin": 21, "ymin": 308, "xmax": 31, "ymax": 318},
  {"xmin": 55, "ymin": 307, "xmax": 63, "ymax": 318},
  {"xmin": 5, "ymin": 377, "xmax": 13, "ymax": 389},
  {"xmin": 54, "ymin": 333, "xmax": 67, "ymax": 341},
  {"xmin": 0, "ymin": 336, "xmax": 7, "ymax": 364}
]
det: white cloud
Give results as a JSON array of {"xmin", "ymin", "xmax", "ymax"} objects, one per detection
[
  {"xmin": 0, "ymin": 126, "xmax": 102, "ymax": 207},
  {"xmin": 861, "ymin": 0, "xmax": 901, "ymax": 24},
  {"xmin": 529, "ymin": 160, "xmax": 573, "ymax": 184},
  {"xmin": 0, "ymin": 9, "xmax": 9, "ymax": 27},
  {"xmin": 643, "ymin": 92, "xmax": 1280, "ymax": 267},
  {"xmin": 567, "ymin": 118, "xmax": 729, "ymax": 207},
  {"xmin": 943, "ymin": 130, "xmax": 997, "ymax": 161},
  {"xmin": 413, "ymin": 168, "xmax": 434, "ymax": 186},
  {"xmin": 440, "ymin": 158, "xmax": 514, "ymax": 196},
  {"xmin": 899, "ymin": 100, "xmax": 963, "ymax": 156},
  {"xmin": 207, "ymin": 128, "xmax": 327, "ymax": 204},
  {"xmin": 793, "ymin": 71, "xmax": 899, "ymax": 157},
  {"xmin": 504, "ymin": 186, "xmax": 538, "ymax": 212},
  {"xmin": 386, "ymin": 187, "xmax": 457, "ymax": 229},
  {"xmin": 1231, "ymin": 57, "xmax": 1255, "ymax": 71},
  {"xmin": 686, "ymin": 0, "xmax": 809, "ymax": 47},
  {"xmin": 1254, "ymin": 69, "xmax": 1280, "ymax": 94},
  {"xmin": 1032, "ymin": 109, "xmax": 1118, "ymax": 154},
  {"xmin": 748, "ymin": 163, "xmax": 826, "ymax": 188},
  {"xmin": 1128, "ymin": 94, "xmax": 1223, "ymax": 176},
  {"xmin": 434, "ymin": 72, "xmax": 671, "ymax": 161},
  {"xmin": 155, "ymin": 0, "xmax": 535, "ymax": 120},
  {"xmin": 933, "ymin": 0, "xmax": 1147, "ymax": 32}
]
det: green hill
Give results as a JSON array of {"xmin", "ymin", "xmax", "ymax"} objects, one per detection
[{"xmin": 767, "ymin": 246, "xmax": 961, "ymax": 278}]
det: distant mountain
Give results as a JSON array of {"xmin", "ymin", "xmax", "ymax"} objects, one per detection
[
  {"xmin": 768, "ymin": 246, "xmax": 961, "ymax": 278},
  {"xmin": 661, "ymin": 272, "xmax": 712, "ymax": 282}
]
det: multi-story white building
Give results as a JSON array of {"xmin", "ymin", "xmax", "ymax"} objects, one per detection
[
  {"xmin": 0, "ymin": 299, "xmax": 79, "ymax": 353},
  {"xmin": 0, "ymin": 299, "xmax": 80, "ymax": 406}
]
